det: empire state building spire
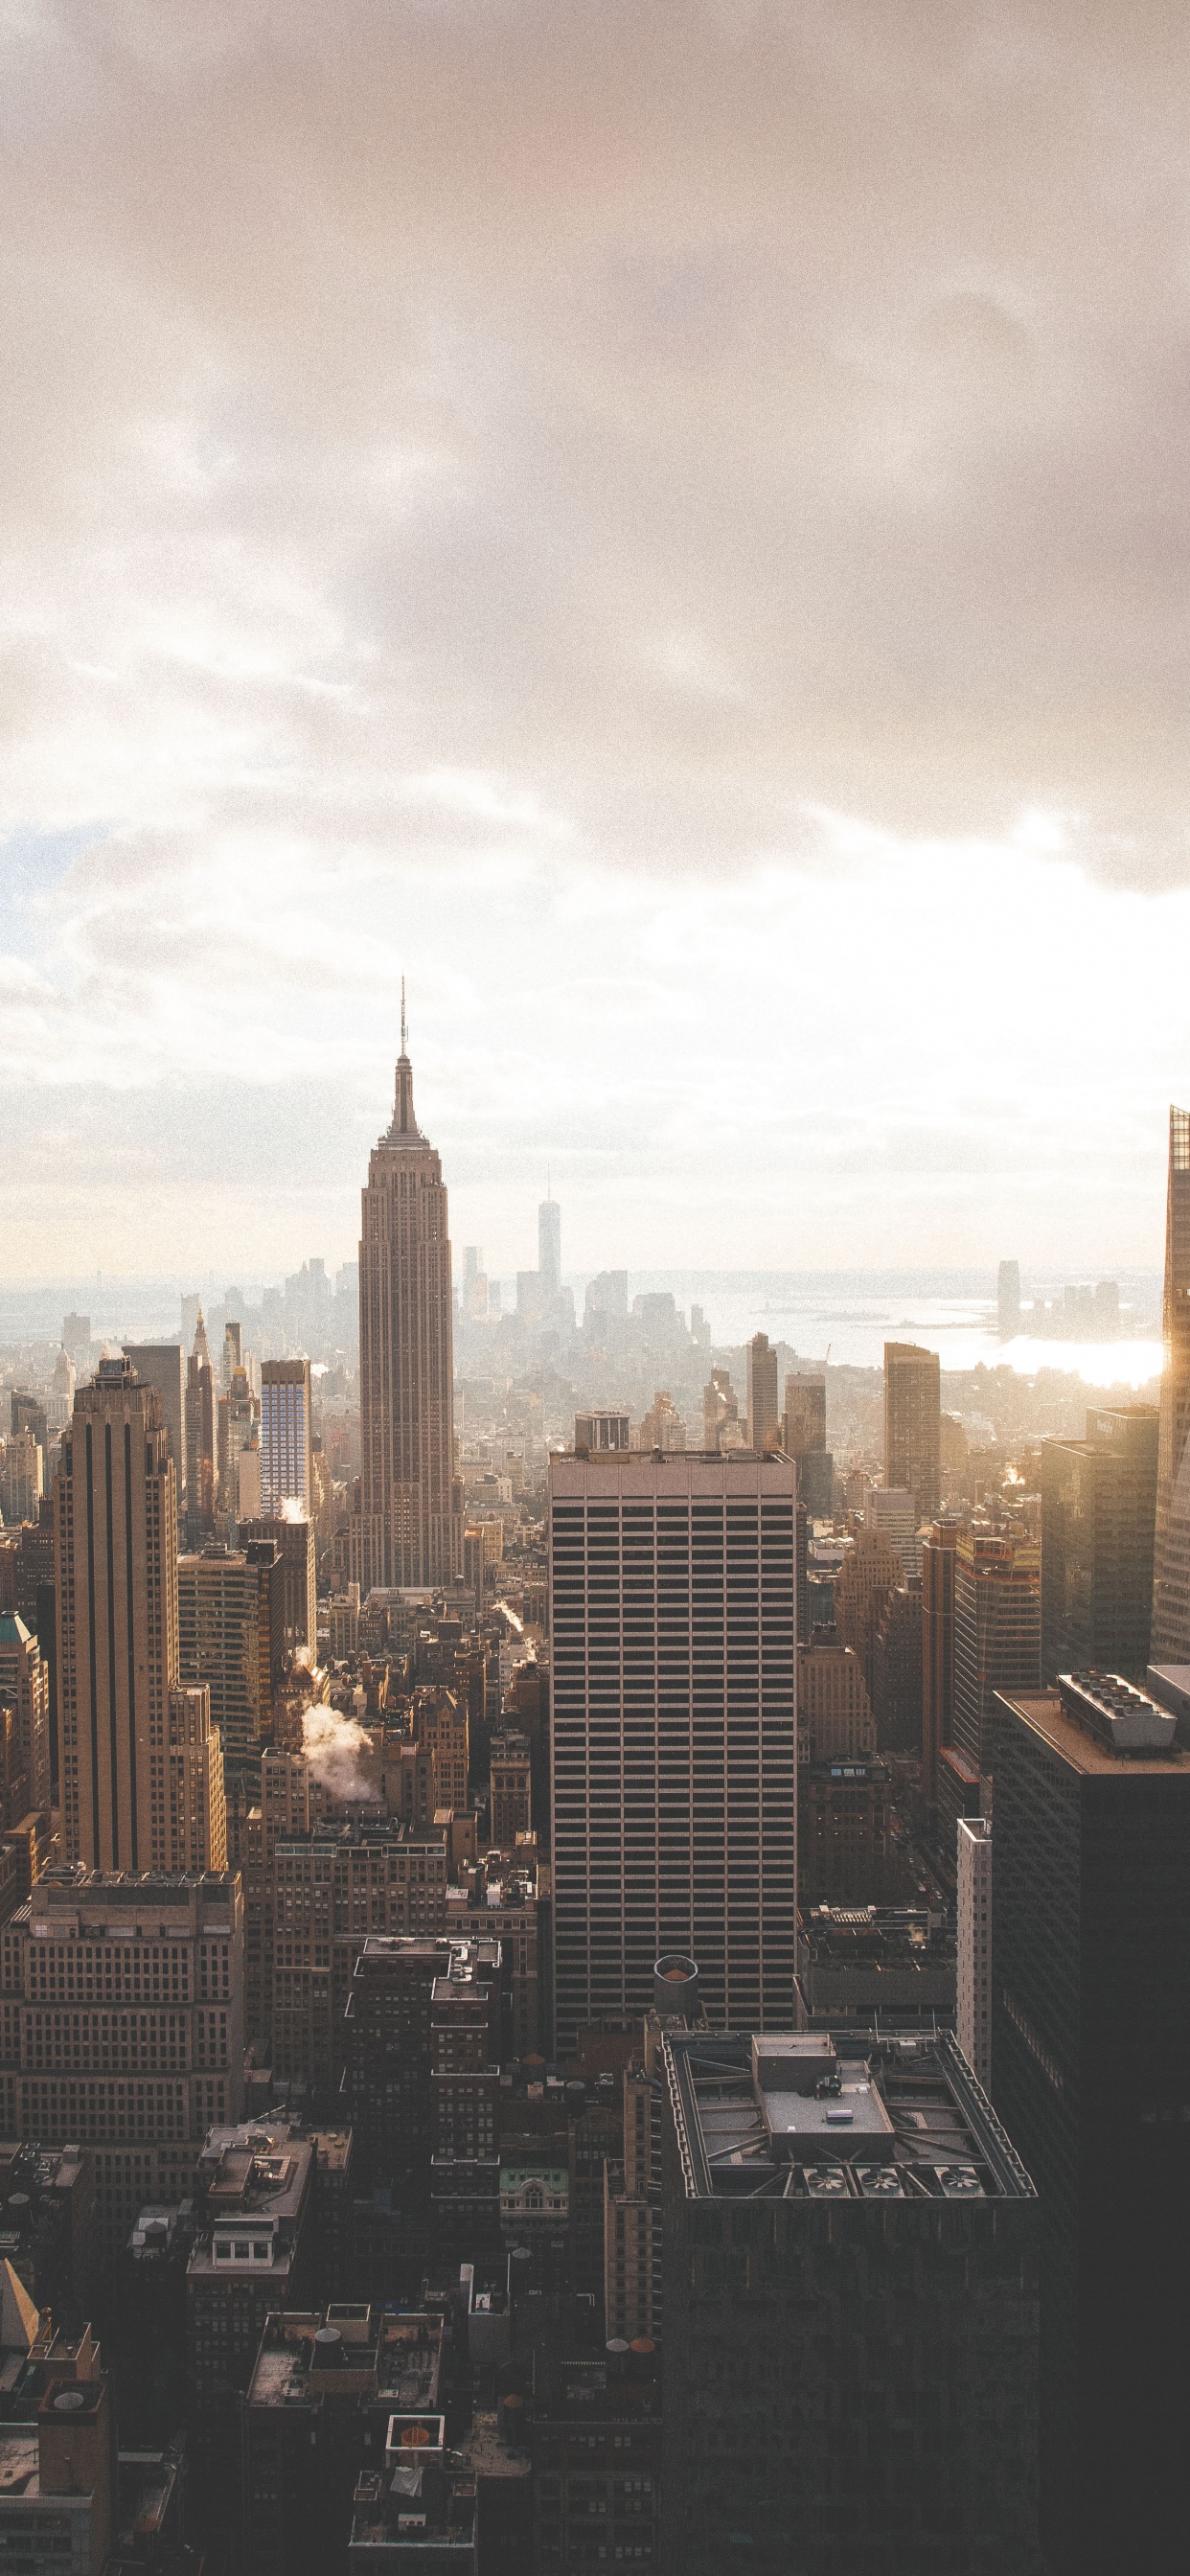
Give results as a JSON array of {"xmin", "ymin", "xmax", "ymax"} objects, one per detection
[
  {"xmin": 387, "ymin": 977, "xmax": 423, "ymax": 1142},
  {"xmin": 358, "ymin": 994, "xmax": 460, "ymax": 1589}
]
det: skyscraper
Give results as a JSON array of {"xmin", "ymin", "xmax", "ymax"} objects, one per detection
[
  {"xmin": 358, "ymin": 1005, "xmax": 459, "ymax": 1591},
  {"xmin": 184, "ymin": 1312, "xmax": 216, "ymax": 1544},
  {"xmin": 0, "ymin": 1612, "xmax": 51, "ymax": 1814},
  {"xmin": 54, "ymin": 1357, "xmax": 225, "ymax": 1873},
  {"xmin": 956, "ymin": 1812, "xmax": 992, "ymax": 2087},
  {"xmin": 883, "ymin": 1341, "xmax": 941, "ymax": 1520},
  {"xmin": 239, "ymin": 1516, "xmax": 316, "ymax": 1658},
  {"xmin": 260, "ymin": 1359, "xmax": 312, "ymax": 1516},
  {"xmin": 922, "ymin": 1517, "xmax": 959, "ymax": 1811},
  {"xmin": 783, "ymin": 1368, "xmax": 834, "ymax": 1514},
  {"xmin": 997, "ymin": 1258, "xmax": 1021, "ymax": 1338},
  {"xmin": 746, "ymin": 1331, "xmax": 780, "ymax": 1454},
  {"xmin": 783, "ymin": 1369, "xmax": 826, "ymax": 1454},
  {"xmin": 538, "ymin": 1192, "xmax": 561, "ymax": 1301},
  {"xmin": 1041, "ymin": 1405, "xmax": 1158, "ymax": 1681},
  {"xmin": 1150, "ymin": 1103, "xmax": 1190, "ymax": 1660},
  {"xmin": 833, "ymin": 1526, "xmax": 903, "ymax": 1712},
  {"xmin": 661, "ymin": 2025, "xmax": 1040, "ymax": 2576},
  {"xmin": 123, "ymin": 1344, "xmax": 186, "ymax": 1499},
  {"xmin": 953, "ymin": 1528, "xmax": 1041, "ymax": 1778},
  {"xmin": 177, "ymin": 1545, "xmax": 277, "ymax": 1782},
  {"xmin": 993, "ymin": 1674, "xmax": 1190, "ymax": 2576},
  {"xmin": 548, "ymin": 1450, "xmax": 797, "ymax": 2052}
]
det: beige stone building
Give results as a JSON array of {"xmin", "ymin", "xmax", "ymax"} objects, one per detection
[
  {"xmin": 796, "ymin": 1643, "xmax": 877, "ymax": 1761},
  {"xmin": 56, "ymin": 1358, "xmax": 225, "ymax": 1874},
  {"xmin": 358, "ymin": 1013, "xmax": 461, "ymax": 1590},
  {"xmin": 0, "ymin": 1864, "xmax": 244, "ymax": 2255}
]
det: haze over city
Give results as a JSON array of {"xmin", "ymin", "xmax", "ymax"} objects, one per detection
[{"xmin": 5, "ymin": 5, "xmax": 1190, "ymax": 1276}]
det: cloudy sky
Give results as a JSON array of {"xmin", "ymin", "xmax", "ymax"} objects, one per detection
[{"xmin": 3, "ymin": 0, "xmax": 1189, "ymax": 1281}]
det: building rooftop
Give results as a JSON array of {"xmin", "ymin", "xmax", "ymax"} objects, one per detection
[
  {"xmin": 664, "ymin": 2029, "xmax": 1035, "ymax": 2203},
  {"xmin": 997, "ymin": 1688, "xmax": 1190, "ymax": 1779},
  {"xmin": 797, "ymin": 1905, "xmax": 951, "ymax": 1967},
  {"xmin": 0, "ymin": 2430, "xmax": 39, "ymax": 2497},
  {"xmin": 377, "ymin": 2314, "xmax": 444, "ymax": 2414},
  {"xmin": 247, "ymin": 2307, "xmax": 380, "ymax": 2410}
]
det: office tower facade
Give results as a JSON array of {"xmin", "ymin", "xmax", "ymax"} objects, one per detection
[
  {"xmin": 0, "ymin": 1863, "xmax": 244, "ymax": 2255},
  {"xmin": 344, "ymin": 1933, "xmax": 498, "ymax": 2188},
  {"xmin": 538, "ymin": 1194, "xmax": 561, "ymax": 1300},
  {"xmin": 867, "ymin": 1484, "xmax": 920, "ymax": 1573},
  {"xmin": 661, "ymin": 2027, "xmax": 1041, "ymax": 2576},
  {"xmin": 11, "ymin": 1392, "xmax": 48, "ymax": 1456},
  {"xmin": 997, "ymin": 1258, "xmax": 1021, "ymax": 1338},
  {"xmin": 488, "ymin": 1728, "xmax": 531, "ymax": 1849},
  {"xmin": 637, "ymin": 1390, "xmax": 686, "ymax": 1451},
  {"xmin": 1041, "ymin": 1406, "xmax": 1159, "ymax": 1681},
  {"xmin": 0, "ymin": 1612, "xmax": 51, "ymax": 1813},
  {"xmin": 184, "ymin": 1313, "xmax": 216, "ymax": 1541},
  {"xmin": 784, "ymin": 1372, "xmax": 826, "ymax": 1456},
  {"xmin": 953, "ymin": 1530, "xmax": 1041, "ymax": 1777},
  {"xmin": 268, "ymin": 1819, "xmax": 449, "ymax": 2086},
  {"xmin": 358, "ymin": 1025, "xmax": 459, "ymax": 1590},
  {"xmin": 922, "ymin": 1518, "xmax": 959, "ymax": 1809},
  {"xmin": 871, "ymin": 1574, "xmax": 924, "ymax": 1748},
  {"xmin": 746, "ymin": 1331, "xmax": 780, "ymax": 1454},
  {"xmin": 218, "ymin": 1364, "xmax": 258, "ymax": 1514},
  {"xmin": 177, "ymin": 1545, "xmax": 276, "ymax": 1781},
  {"xmin": 548, "ymin": 1452, "xmax": 797, "ymax": 2052},
  {"xmin": 702, "ymin": 1367, "xmax": 740, "ymax": 1451},
  {"xmin": 956, "ymin": 1813, "xmax": 992, "ymax": 2086},
  {"xmin": 796, "ymin": 1643, "xmax": 875, "ymax": 1761},
  {"xmin": 784, "ymin": 1370, "xmax": 834, "ymax": 1515},
  {"xmin": 993, "ymin": 1675, "xmax": 1190, "ymax": 2576},
  {"xmin": 0, "ymin": 1430, "xmax": 42, "ymax": 1527},
  {"xmin": 1150, "ymin": 1105, "xmax": 1190, "ymax": 1660},
  {"xmin": 240, "ymin": 1514, "xmax": 316, "ymax": 1657},
  {"xmin": 55, "ymin": 1359, "xmax": 225, "ymax": 1873},
  {"xmin": 260, "ymin": 1359, "xmax": 313, "ymax": 1517},
  {"xmin": 832, "ymin": 1527, "xmax": 903, "ymax": 1710},
  {"xmin": 574, "ymin": 1409, "xmax": 629, "ymax": 1453},
  {"xmin": 122, "ymin": 1345, "xmax": 186, "ymax": 1499},
  {"xmin": 883, "ymin": 1340, "xmax": 941, "ymax": 1519},
  {"xmin": 799, "ymin": 1755, "xmax": 893, "ymax": 1903}
]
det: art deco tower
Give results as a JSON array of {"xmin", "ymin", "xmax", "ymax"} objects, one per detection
[
  {"xmin": 55, "ymin": 1356, "xmax": 225, "ymax": 1872},
  {"xmin": 1151, "ymin": 1103, "xmax": 1190, "ymax": 1659},
  {"xmin": 358, "ymin": 1001, "xmax": 460, "ymax": 1590}
]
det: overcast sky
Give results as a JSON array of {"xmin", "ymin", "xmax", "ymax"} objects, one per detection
[{"xmin": 3, "ymin": 1, "xmax": 1188, "ymax": 1280}]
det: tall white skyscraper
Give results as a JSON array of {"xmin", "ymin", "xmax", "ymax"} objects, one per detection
[
  {"xmin": 260, "ymin": 1359, "xmax": 312, "ymax": 1515},
  {"xmin": 548, "ymin": 1450, "xmax": 797, "ymax": 2052}
]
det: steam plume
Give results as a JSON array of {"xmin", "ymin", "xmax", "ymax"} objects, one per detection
[{"xmin": 301, "ymin": 1705, "xmax": 375, "ymax": 1805}]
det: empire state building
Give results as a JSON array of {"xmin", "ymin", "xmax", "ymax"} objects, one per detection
[{"xmin": 358, "ymin": 1009, "xmax": 460, "ymax": 1590}]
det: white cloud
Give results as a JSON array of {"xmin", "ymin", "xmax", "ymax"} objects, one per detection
[{"xmin": 0, "ymin": 3, "xmax": 1186, "ymax": 1276}]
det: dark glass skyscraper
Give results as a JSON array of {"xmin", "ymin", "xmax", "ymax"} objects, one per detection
[
  {"xmin": 1041, "ymin": 1405, "xmax": 1158, "ymax": 1681},
  {"xmin": 993, "ymin": 1674, "xmax": 1190, "ymax": 2576},
  {"xmin": 1151, "ymin": 1103, "xmax": 1190, "ymax": 1660}
]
